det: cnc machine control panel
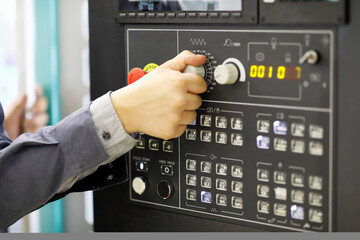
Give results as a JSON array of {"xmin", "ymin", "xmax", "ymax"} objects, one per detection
[{"xmin": 127, "ymin": 28, "xmax": 334, "ymax": 232}]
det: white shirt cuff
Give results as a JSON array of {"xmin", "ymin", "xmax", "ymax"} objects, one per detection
[{"xmin": 90, "ymin": 92, "xmax": 137, "ymax": 162}]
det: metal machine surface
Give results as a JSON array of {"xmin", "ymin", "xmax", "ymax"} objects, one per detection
[{"xmin": 90, "ymin": 0, "xmax": 360, "ymax": 232}]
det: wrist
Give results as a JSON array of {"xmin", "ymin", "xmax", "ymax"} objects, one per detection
[{"xmin": 110, "ymin": 89, "xmax": 137, "ymax": 135}]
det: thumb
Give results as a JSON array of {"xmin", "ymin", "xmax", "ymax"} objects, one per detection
[
  {"xmin": 162, "ymin": 50, "xmax": 207, "ymax": 72},
  {"xmin": 7, "ymin": 94, "xmax": 27, "ymax": 116}
]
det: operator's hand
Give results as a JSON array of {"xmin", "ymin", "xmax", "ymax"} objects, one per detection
[
  {"xmin": 111, "ymin": 50, "xmax": 207, "ymax": 140},
  {"xmin": 4, "ymin": 85, "xmax": 49, "ymax": 140}
]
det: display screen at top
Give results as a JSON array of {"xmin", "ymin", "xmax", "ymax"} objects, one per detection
[{"xmin": 121, "ymin": 0, "xmax": 242, "ymax": 12}]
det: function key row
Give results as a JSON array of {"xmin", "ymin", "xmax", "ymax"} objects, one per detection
[
  {"xmin": 257, "ymin": 184, "xmax": 323, "ymax": 207},
  {"xmin": 198, "ymin": 115, "xmax": 243, "ymax": 130},
  {"xmin": 119, "ymin": 12, "xmax": 242, "ymax": 19},
  {"xmin": 186, "ymin": 129, "xmax": 244, "ymax": 146},
  {"xmin": 256, "ymin": 135, "xmax": 323, "ymax": 156},
  {"xmin": 186, "ymin": 174, "xmax": 243, "ymax": 193},
  {"xmin": 136, "ymin": 138, "xmax": 174, "ymax": 152},
  {"xmin": 257, "ymin": 201, "xmax": 323, "ymax": 223},
  {"xmin": 257, "ymin": 120, "xmax": 324, "ymax": 139},
  {"xmin": 257, "ymin": 168, "xmax": 323, "ymax": 190},
  {"xmin": 186, "ymin": 189, "xmax": 244, "ymax": 209},
  {"xmin": 186, "ymin": 160, "xmax": 243, "ymax": 178}
]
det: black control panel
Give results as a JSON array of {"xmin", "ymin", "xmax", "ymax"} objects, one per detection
[
  {"xmin": 127, "ymin": 28, "xmax": 334, "ymax": 232},
  {"xmin": 116, "ymin": 0, "xmax": 257, "ymax": 24}
]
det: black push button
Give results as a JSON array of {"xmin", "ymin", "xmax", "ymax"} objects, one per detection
[
  {"xmin": 149, "ymin": 139, "xmax": 159, "ymax": 151},
  {"xmin": 163, "ymin": 141, "xmax": 173, "ymax": 152},
  {"xmin": 161, "ymin": 165, "xmax": 173, "ymax": 176},
  {"xmin": 157, "ymin": 180, "xmax": 174, "ymax": 199},
  {"xmin": 136, "ymin": 138, "xmax": 145, "ymax": 149}
]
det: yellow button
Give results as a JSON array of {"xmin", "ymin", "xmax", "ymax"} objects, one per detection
[{"xmin": 143, "ymin": 63, "xmax": 159, "ymax": 73}]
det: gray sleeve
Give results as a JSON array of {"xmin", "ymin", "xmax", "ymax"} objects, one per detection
[
  {"xmin": 0, "ymin": 102, "xmax": 133, "ymax": 229},
  {"xmin": 56, "ymin": 92, "xmax": 137, "ymax": 193}
]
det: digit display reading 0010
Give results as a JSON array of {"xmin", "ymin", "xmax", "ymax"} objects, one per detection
[{"xmin": 249, "ymin": 65, "xmax": 301, "ymax": 81}]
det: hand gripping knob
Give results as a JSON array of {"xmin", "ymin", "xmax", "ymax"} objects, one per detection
[{"xmin": 183, "ymin": 65, "xmax": 206, "ymax": 78}]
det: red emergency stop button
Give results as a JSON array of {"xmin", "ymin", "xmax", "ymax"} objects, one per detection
[{"xmin": 127, "ymin": 68, "xmax": 146, "ymax": 85}]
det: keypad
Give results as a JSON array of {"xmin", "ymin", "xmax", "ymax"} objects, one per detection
[
  {"xmin": 291, "ymin": 173, "xmax": 305, "ymax": 187},
  {"xmin": 180, "ymin": 111, "xmax": 327, "ymax": 229},
  {"xmin": 216, "ymin": 194, "xmax": 228, "ymax": 206},
  {"xmin": 290, "ymin": 205, "xmax": 305, "ymax": 220},
  {"xmin": 309, "ymin": 175, "xmax": 323, "ymax": 190},
  {"xmin": 216, "ymin": 163, "xmax": 228, "ymax": 176},
  {"xmin": 257, "ymin": 169, "xmax": 270, "ymax": 182},
  {"xmin": 184, "ymin": 158, "xmax": 244, "ymax": 212},
  {"xmin": 232, "ymin": 197, "xmax": 244, "ymax": 209},
  {"xmin": 256, "ymin": 135, "xmax": 270, "ymax": 149},
  {"xmin": 291, "ymin": 190, "xmax": 305, "ymax": 204},
  {"xmin": 216, "ymin": 178, "xmax": 227, "ymax": 191},
  {"xmin": 257, "ymin": 200, "xmax": 270, "ymax": 214},
  {"xmin": 201, "ymin": 161, "xmax": 212, "ymax": 173},
  {"xmin": 201, "ymin": 176, "xmax": 212, "ymax": 188},
  {"xmin": 186, "ymin": 174, "xmax": 197, "ymax": 186},
  {"xmin": 231, "ymin": 133, "xmax": 243, "ymax": 146},
  {"xmin": 274, "ymin": 187, "xmax": 287, "ymax": 201},
  {"xmin": 231, "ymin": 165, "xmax": 243, "ymax": 178},
  {"xmin": 201, "ymin": 191, "xmax": 212, "ymax": 204},
  {"xmin": 186, "ymin": 189, "xmax": 197, "ymax": 201},
  {"xmin": 309, "ymin": 124, "xmax": 324, "ymax": 139},
  {"xmin": 291, "ymin": 140, "xmax": 305, "ymax": 154},
  {"xmin": 309, "ymin": 192, "xmax": 323, "ymax": 207},
  {"xmin": 274, "ymin": 203, "xmax": 287, "ymax": 217},
  {"xmin": 215, "ymin": 132, "xmax": 228, "ymax": 144},
  {"xmin": 257, "ymin": 184, "xmax": 270, "ymax": 198},
  {"xmin": 309, "ymin": 208, "xmax": 323, "ymax": 223},
  {"xmin": 257, "ymin": 120, "xmax": 270, "ymax": 133},
  {"xmin": 215, "ymin": 116, "xmax": 228, "ymax": 128},
  {"xmin": 274, "ymin": 138, "xmax": 287, "ymax": 151},
  {"xmin": 186, "ymin": 159, "xmax": 197, "ymax": 171},
  {"xmin": 231, "ymin": 117, "xmax": 243, "ymax": 130},
  {"xmin": 232, "ymin": 181, "xmax": 243, "ymax": 193},
  {"xmin": 200, "ymin": 130, "xmax": 212, "ymax": 142},
  {"xmin": 273, "ymin": 121, "xmax": 288, "ymax": 135},
  {"xmin": 291, "ymin": 123, "xmax": 305, "ymax": 137},
  {"xmin": 255, "ymin": 165, "xmax": 326, "ymax": 226},
  {"xmin": 309, "ymin": 141, "xmax": 324, "ymax": 156},
  {"xmin": 186, "ymin": 129, "xmax": 197, "ymax": 140},
  {"xmin": 200, "ymin": 115, "xmax": 212, "ymax": 127},
  {"xmin": 274, "ymin": 171, "xmax": 287, "ymax": 184}
]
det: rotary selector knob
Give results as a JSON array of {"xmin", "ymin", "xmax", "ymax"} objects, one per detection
[
  {"xmin": 183, "ymin": 65, "xmax": 206, "ymax": 78},
  {"xmin": 214, "ymin": 58, "xmax": 246, "ymax": 85},
  {"xmin": 299, "ymin": 50, "xmax": 319, "ymax": 65},
  {"xmin": 214, "ymin": 63, "xmax": 239, "ymax": 85},
  {"xmin": 132, "ymin": 176, "xmax": 147, "ymax": 195},
  {"xmin": 157, "ymin": 180, "xmax": 174, "ymax": 199}
]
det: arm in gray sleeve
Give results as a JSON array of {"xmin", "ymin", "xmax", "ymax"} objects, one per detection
[
  {"xmin": 56, "ymin": 92, "xmax": 138, "ymax": 193},
  {"xmin": 0, "ymin": 93, "xmax": 136, "ymax": 229}
]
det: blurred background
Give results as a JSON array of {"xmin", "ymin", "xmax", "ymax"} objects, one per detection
[{"xmin": 0, "ymin": 0, "xmax": 93, "ymax": 232}]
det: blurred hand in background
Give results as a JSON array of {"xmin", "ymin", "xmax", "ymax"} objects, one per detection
[{"xmin": 4, "ymin": 85, "xmax": 49, "ymax": 140}]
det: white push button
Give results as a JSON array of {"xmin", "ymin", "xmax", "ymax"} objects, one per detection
[{"xmin": 132, "ymin": 176, "xmax": 147, "ymax": 195}]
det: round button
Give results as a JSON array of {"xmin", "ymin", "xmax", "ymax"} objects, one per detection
[
  {"xmin": 132, "ymin": 176, "xmax": 147, "ymax": 195},
  {"xmin": 157, "ymin": 180, "xmax": 174, "ymax": 199},
  {"xmin": 183, "ymin": 65, "xmax": 206, "ymax": 78},
  {"xmin": 214, "ymin": 63, "xmax": 239, "ymax": 85},
  {"xmin": 127, "ymin": 68, "xmax": 146, "ymax": 85}
]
